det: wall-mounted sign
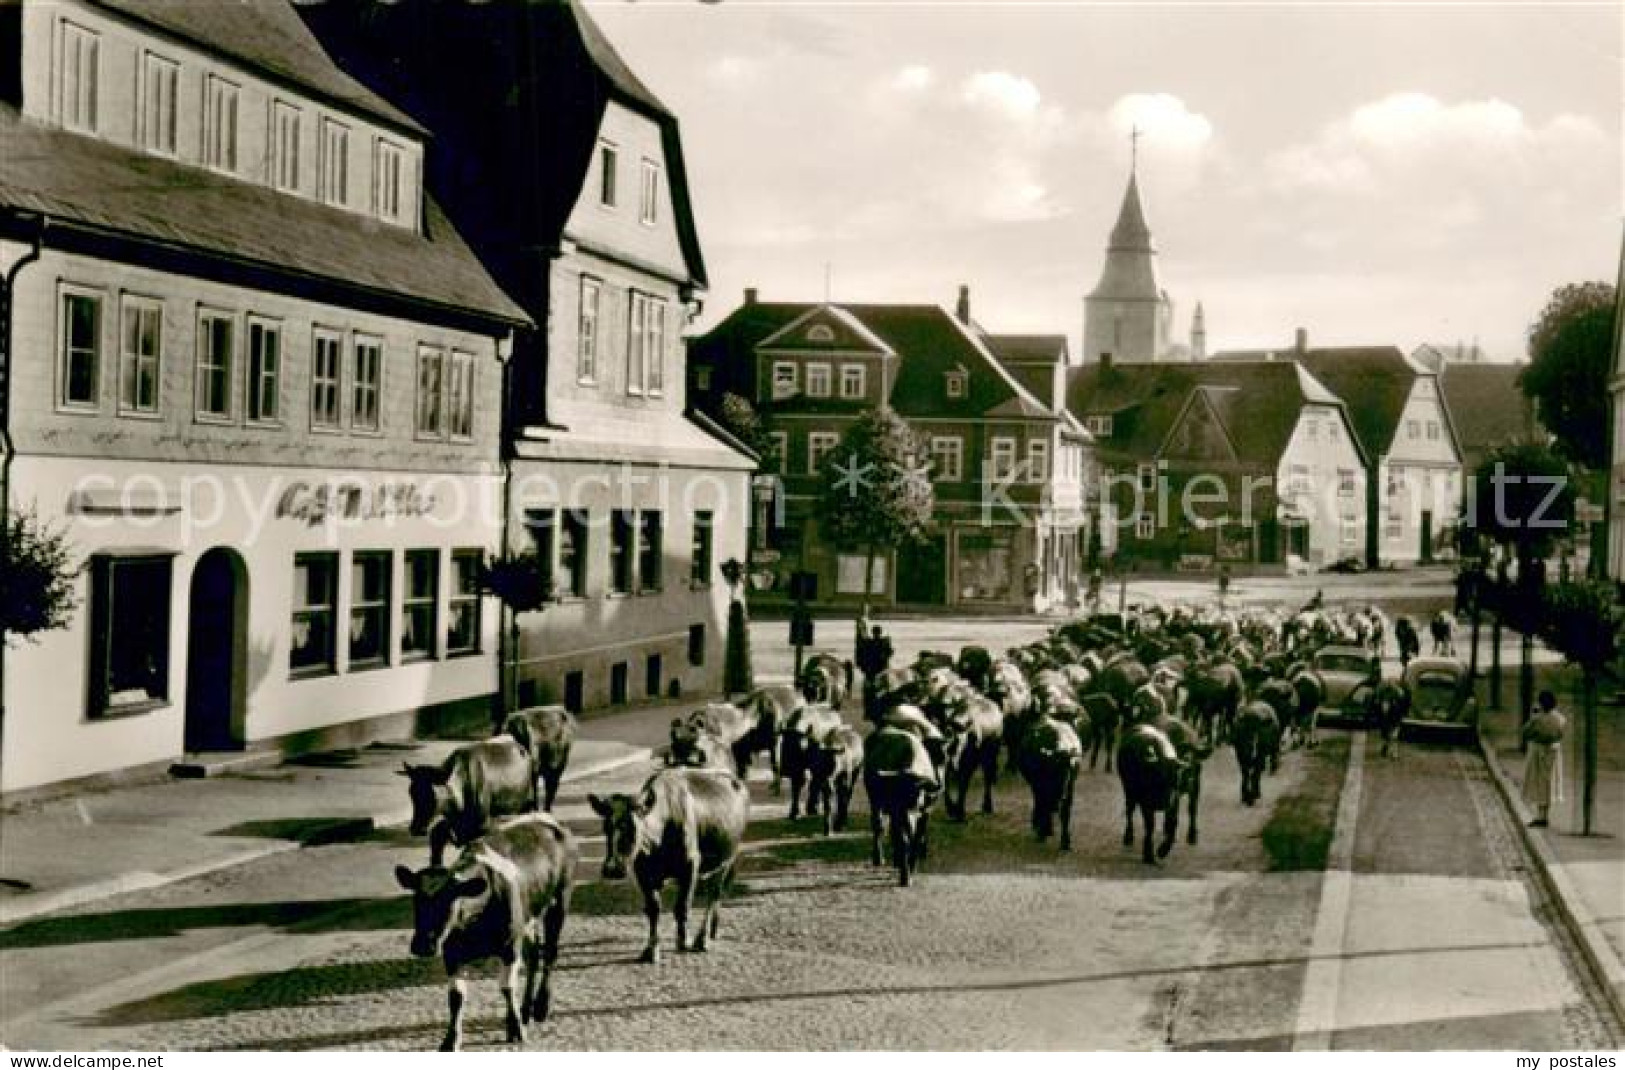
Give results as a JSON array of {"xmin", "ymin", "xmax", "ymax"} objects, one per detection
[{"xmin": 276, "ymin": 481, "xmax": 438, "ymax": 527}]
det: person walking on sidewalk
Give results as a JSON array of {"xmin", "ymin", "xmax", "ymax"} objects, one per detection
[{"xmin": 1522, "ymin": 689, "xmax": 1567, "ymax": 828}]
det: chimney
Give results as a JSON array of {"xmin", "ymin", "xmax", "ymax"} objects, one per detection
[
  {"xmin": 956, "ymin": 284, "xmax": 971, "ymax": 325},
  {"xmin": 744, "ymin": 287, "xmax": 758, "ymax": 306},
  {"xmin": 1294, "ymin": 327, "xmax": 1308, "ymax": 355}
]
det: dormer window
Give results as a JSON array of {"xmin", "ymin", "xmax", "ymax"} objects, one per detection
[
  {"xmin": 374, "ymin": 139, "xmax": 405, "ymax": 223},
  {"xmin": 55, "ymin": 20, "xmax": 99, "ymax": 133},
  {"xmin": 806, "ymin": 324, "xmax": 835, "ymax": 343},
  {"xmin": 1084, "ymin": 414, "xmax": 1113, "ymax": 437},
  {"xmin": 598, "ymin": 142, "xmax": 618, "ymax": 207},
  {"xmin": 945, "ymin": 369, "xmax": 967, "ymax": 398},
  {"xmin": 137, "ymin": 52, "xmax": 178, "ymax": 155}
]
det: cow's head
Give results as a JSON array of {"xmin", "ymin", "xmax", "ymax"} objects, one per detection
[
  {"xmin": 588, "ymin": 789, "xmax": 653, "ymax": 880},
  {"xmin": 398, "ymin": 762, "xmax": 453, "ymax": 836},
  {"xmin": 394, "ymin": 863, "xmax": 490, "ymax": 959}
]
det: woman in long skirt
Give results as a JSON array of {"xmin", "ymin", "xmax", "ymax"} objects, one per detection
[{"xmin": 1522, "ymin": 689, "xmax": 1567, "ymax": 828}]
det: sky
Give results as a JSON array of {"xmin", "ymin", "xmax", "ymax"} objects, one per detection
[{"xmin": 590, "ymin": 0, "xmax": 1622, "ymax": 362}]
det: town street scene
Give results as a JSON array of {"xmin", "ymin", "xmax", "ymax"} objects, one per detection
[{"xmin": 0, "ymin": 0, "xmax": 1622, "ymax": 1055}]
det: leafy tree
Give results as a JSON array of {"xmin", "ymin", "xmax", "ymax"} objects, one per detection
[
  {"xmin": 1520, "ymin": 281, "xmax": 1617, "ymax": 469},
  {"xmin": 0, "ymin": 506, "xmax": 79, "ymax": 644},
  {"xmin": 1468, "ymin": 438, "xmax": 1577, "ymax": 574},
  {"xmin": 1538, "ymin": 579, "xmax": 1619, "ymax": 835},
  {"xmin": 718, "ymin": 392, "xmax": 780, "ymax": 474},
  {"xmin": 815, "ymin": 406, "xmax": 934, "ymax": 607},
  {"xmin": 481, "ymin": 549, "xmax": 550, "ymax": 719}
]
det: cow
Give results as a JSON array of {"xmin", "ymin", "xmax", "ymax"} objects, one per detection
[
  {"xmin": 1116, "ymin": 724, "xmax": 1189, "ymax": 865},
  {"xmin": 394, "ymin": 813, "xmax": 577, "ymax": 1051},
  {"xmin": 936, "ymin": 683, "xmax": 1004, "ymax": 821},
  {"xmin": 1077, "ymin": 692, "xmax": 1122, "ymax": 772},
  {"xmin": 666, "ymin": 715, "xmax": 732, "ymax": 769},
  {"xmin": 799, "ymin": 651, "xmax": 852, "ymax": 709},
  {"xmin": 1186, "ymin": 660, "xmax": 1244, "ymax": 746},
  {"xmin": 588, "ymin": 767, "xmax": 750, "ymax": 965},
  {"xmin": 400, "ymin": 737, "xmax": 539, "ymax": 867},
  {"xmin": 986, "ymin": 659, "xmax": 1035, "ymax": 771},
  {"xmin": 502, "ymin": 705, "xmax": 575, "ymax": 811},
  {"xmin": 1231, "ymin": 701, "xmax": 1280, "ymax": 806},
  {"xmin": 779, "ymin": 702, "xmax": 843, "ymax": 821},
  {"xmin": 805, "ymin": 723, "xmax": 864, "ymax": 835},
  {"xmin": 1394, "ymin": 616, "xmax": 1421, "ymax": 667},
  {"xmin": 1368, "ymin": 679, "xmax": 1411, "ymax": 758},
  {"xmin": 863, "ymin": 725, "xmax": 940, "ymax": 886},
  {"xmin": 1287, "ymin": 667, "xmax": 1326, "ymax": 750},
  {"xmin": 736, "ymin": 684, "xmax": 806, "ymax": 790},
  {"xmin": 1015, "ymin": 712, "xmax": 1083, "ymax": 850},
  {"xmin": 956, "ymin": 645, "xmax": 994, "ymax": 694}
]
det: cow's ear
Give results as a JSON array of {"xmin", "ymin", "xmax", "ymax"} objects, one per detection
[
  {"xmin": 670, "ymin": 717, "xmax": 683, "ymax": 729},
  {"xmin": 394, "ymin": 865, "xmax": 419, "ymax": 891},
  {"xmin": 429, "ymin": 765, "xmax": 453, "ymax": 785},
  {"xmin": 587, "ymin": 793, "xmax": 610, "ymax": 817},
  {"xmin": 397, "ymin": 763, "xmax": 418, "ymax": 778},
  {"xmin": 456, "ymin": 876, "xmax": 488, "ymax": 900}
]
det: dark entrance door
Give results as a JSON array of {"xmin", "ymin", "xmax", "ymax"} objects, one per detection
[
  {"xmin": 185, "ymin": 548, "xmax": 244, "ymax": 752},
  {"xmin": 1420, "ymin": 510, "xmax": 1434, "ymax": 563},
  {"xmin": 1286, "ymin": 521, "xmax": 1310, "ymax": 561},
  {"xmin": 896, "ymin": 534, "xmax": 947, "ymax": 605}
]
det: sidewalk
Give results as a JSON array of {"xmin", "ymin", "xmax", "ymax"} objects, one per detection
[
  {"xmin": 0, "ymin": 699, "xmax": 693, "ymax": 927},
  {"xmin": 1471, "ymin": 638, "xmax": 1625, "ymax": 1027}
]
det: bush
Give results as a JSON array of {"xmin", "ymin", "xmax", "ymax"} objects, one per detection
[
  {"xmin": 481, "ymin": 551, "xmax": 550, "ymax": 614},
  {"xmin": 0, "ymin": 507, "xmax": 79, "ymax": 643}
]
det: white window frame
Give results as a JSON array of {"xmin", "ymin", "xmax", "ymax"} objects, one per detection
[
  {"xmin": 626, "ymin": 291, "xmax": 666, "ymax": 396},
  {"xmin": 990, "ymin": 437, "xmax": 1017, "ymax": 481},
  {"xmin": 771, "ymin": 362, "xmax": 797, "ymax": 400},
  {"xmin": 270, "ymin": 100, "xmax": 301, "ymax": 193},
  {"xmin": 840, "ymin": 364, "xmax": 866, "ymax": 399},
  {"xmin": 1135, "ymin": 513, "xmax": 1155, "ymax": 540},
  {"xmin": 58, "ymin": 286, "xmax": 102, "ymax": 411},
  {"xmin": 416, "ymin": 345, "xmax": 445, "ymax": 439},
  {"xmin": 1407, "ymin": 419, "xmax": 1420, "ymax": 439},
  {"xmin": 806, "ymin": 362, "xmax": 832, "ymax": 398},
  {"xmin": 1138, "ymin": 460, "xmax": 1157, "ymax": 492},
  {"xmin": 1427, "ymin": 420, "xmax": 1440, "ymax": 441},
  {"xmin": 137, "ymin": 51, "xmax": 178, "ymax": 156},
  {"xmin": 931, "ymin": 435, "xmax": 963, "ymax": 481},
  {"xmin": 117, "ymin": 295, "xmax": 163, "ymax": 417},
  {"xmin": 1085, "ymin": 414, "xmax": 1113, "ymax": 437},
  {"xmin": 203, "ymin": 75, "xmax": 239, "ymax": 172},
  {"xmin": 598, "ymin": 141, "xmax": 618, "ymax": 208},
  {"xmin": 373, "ymin": 138, "xmax": 406, "ymax": 223},
  {"xmin": 55, "ymin": 19, "xmax": 99, "ymax": 134},
  {"xmin": 401, "ymin": 549, "xmax": 439, "ymax": 662},
  {"xmin": 246, "ymin": 317, "xmax": 282, "ymax": 425},
  {"xmin": 808, "ymin": 431, "xmax": 838, "ymax": 475},
  {"xmin": 769, "ymin": 430, "xmax": 789, "ymax": 476},
  {"xmin": 310, "ymin": 327, "xmax": 343, "ymax": 431},
  {"xmin": 194, "ymin": 308, "xmax": 234, "ymax": 422},
  {"xmin": 1027, "ymin": 439, "xmax": 1049, "ymax": 483},
  {"xmin": 577, "ymin": 277, "xmax": 600, "ymax": 384},
  {"xmin": 447, "ymin": 350, "xmax": 475, "ymax": 441},
  {"xmin": 1337, "ymin": 468, "xmax": 1356, "ymax": 497},
  {"xmin": 640, "ymin": 158, "xmax": 660, "ymax": 226},
  {"xmin": 318, "ymin": 118, "xmax": 350, "ymax": 207},
  {"xmin": 351, "ymin": 334, "xmax": 382, "ymax": 433}
]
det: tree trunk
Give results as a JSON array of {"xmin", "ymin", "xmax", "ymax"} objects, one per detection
[
  {"xmin": 864, "ymin": 544, "xmax": 878, "ymax": 605},
  {"xmin": 1490, "ymin": 613, "xmax": 1503, "ymax": 711},
  {"xmin": 1583, "ymin": 668, "xmax": 1598, "ymax": 835}
]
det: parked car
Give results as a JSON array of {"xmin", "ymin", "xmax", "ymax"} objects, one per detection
[
  {"xmin": 1401, "ymin": 657, "xmax": 1477, "ymax": 742},
  {"xmin": 1312, "ymin": 644, "xmax": 1382, "ymax": 725}
]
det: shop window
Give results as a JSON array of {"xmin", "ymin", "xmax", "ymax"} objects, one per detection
[
  {"xmin": 291, "ymin": 552, "xmax": 338, "ymax": 676},
  {"xmin": 350, "ymin": 551, "xmax": 391, "ymax": 668},
  {"xmin": 402, "ymin": 549, "xmax": 438, "ymax": 661},
  {"xmin": 88, "ymin": 554, "xmax": 172, "ymax": 716},
  {"xmin": 447, "ymin": 549, "xmax": 482, "ymax": 655}
]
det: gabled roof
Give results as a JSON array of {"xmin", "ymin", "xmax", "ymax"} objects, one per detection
[
  {"xmin": 91, "ymin": 0, "xmax": 425, "ymax": 136},
  {"xmin": 758, "ymin": 305, "xmax": 894, "ymax": 355},
  {"xmin": 985, "ymin": 334, "xmax": 1069, "ymax": 365},
  {"xmin": 1437, "ymin": 363, "xmax": 1539, "ymax": 465},
  {"xmin": 0, "ymin": 106, "xmax": 528, "ymax": 326}
]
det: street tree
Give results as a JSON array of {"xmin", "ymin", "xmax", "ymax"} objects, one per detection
[
  {"xmin": 1537, "ymin": 578, "xmax": 1619, "ymax": 836},
  {"xmin": 0, "ymin": 506, "xmax": 78, "ymax": 644},
  {"xmin": 815, "ymin": 406, "xmax": 934, "ymax": 611},
  {"xmin": 1519, "ymin": 281, "xmax": 1617, "ymax": 470},
  {"xmin": 717, "ymin": 392, "xmax": 780, "ymax": 474},
  {"xmin": 482, "ymin": 549, "xmax": 550, "ymax": 720}
]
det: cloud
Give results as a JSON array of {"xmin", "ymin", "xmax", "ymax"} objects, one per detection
[
  {"xmin": 891, "ymin": 65, "xmax": 933, "ymax": 92},
  {"xmin": 1107, "ymin": 93, "xmax": 1215, "ymax": 154},
  {"xmin": 963, "ymin": 70, "xmax": 1043, "ymax": 120}
]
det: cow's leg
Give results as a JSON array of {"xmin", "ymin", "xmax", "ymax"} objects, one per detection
[
  {"xmin": 787, "ymin": 760, "xmax": 805, "ymax": 821},
  {"xmin": 1187, "ymin": 768, "xmax": 1202, "ymax": 845},
  {"xmin": 672, "ymin": 862, "xmax": 698, "ymax": 953},
  {"xmin": 915, "ymin": 807, "xmax": 932, "ymax": 865},
  {"xmin": 442, "ymin": 974, "xmax": 468, "ymax": 1052},
  {"xmin": 498, "ymin": 949, "xmax": 526, "ymax": 1044},
  {"xmin": 891, "ymin": 808, "xmax": 912, "ymax": 887},
  {"xmin": 428, "ymin": 821, "xmax": 453, "ymax": 869},
  {"xmin": 638, "ymin": 881, "xmax": 662, "ymax": 965},
  {"xmin": 1122, "ymin": 791, "xmax": 1136, "ymax": 849},
  {"xmin": 520, "ymin": 933, "xmax": 542, "ymax": 1026},
  {"xmin": 869, "ymin": 799, "xmax": 885, "ymax": 866},
  {"xmin": 694, "ymin": 861, "xmax": 733, "ymax": 951},
  {"xmin": 541, "ymin": 767, "xmax": 562, "ymax": 812},
  {"xmin": 1141, "ymin": 803, "xmax": 1158, "ymax": 865},
  {"xmin": 980, "ymin": 747, "xmax": 998, "ymax": 815},
  {"xmin": 531, "ymin": 887, "xmax": 568, "ymax": 1024},
  {"xmin": 836, "ymin": 773, "xmax": 855, "ymax": 832},
  {"xmin": 1058, "ymin": 765, "xmax": 1077, "ymax": 852},
  {"xmin": 1158, "ymin": 793, "xmax": 1178, "ymax": 860}
]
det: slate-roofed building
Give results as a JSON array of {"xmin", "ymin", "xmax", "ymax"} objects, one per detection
[
  {"xmin": 688, "ymin": 290, "xmax": 1091, "ymax": 610},
  {"xmin": 0, "ymin": 0, "xmax": 531, "ymax": 794},
  {"xmin": 1066, "ymin": 358, "xmax": 1366, "ymax": 569},
  {"xmin": 1214, "ymin": 340, "xmax": 1463, "ymax": 567},
  {"xmin": 1437, "ymin": 362, "xmax": 1539, "ymax": 479},
  {"xmin": 300, "ymin": 0, "xmax": 754, "ymax": 714}
]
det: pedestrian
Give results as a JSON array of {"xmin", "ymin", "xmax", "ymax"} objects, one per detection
[
  {"xmin": 855, "ymin": 603, "xmax": 872, "ymax": 656},
  {"xmin": 1521, "ymin": 690, "xmax": 1567, "ymax": 828}
]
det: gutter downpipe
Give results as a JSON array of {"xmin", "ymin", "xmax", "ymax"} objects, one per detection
[
  {"xmin": 496, "ymin": 328, "xmax": 516, "ymax": 729},
  {"xmin": 0, "ymin": 212, "xmax": 46, "ymax": 782}
]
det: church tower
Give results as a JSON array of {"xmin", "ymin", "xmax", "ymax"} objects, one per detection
[{"xmin": 1083, "ymin": 150, "xmax": 1172, "ymax": 364}]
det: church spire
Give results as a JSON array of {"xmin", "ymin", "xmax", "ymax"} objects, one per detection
[{"xmin": 1083, "ymin": 141, "xmax": 1171, "ymax": 363}]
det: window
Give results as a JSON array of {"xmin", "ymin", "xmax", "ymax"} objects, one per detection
[
  {"xmin": 374, "ymin": 139, "xmax": 405, "ymax": 222},
  {"xmin": 688, "ymin": 623, "xmax": 706, "ymax": 667},
  {"xmin": 639, "ymin": 512, "xmax": 663, "ymax": 592},
  {"xmin": 1027, "ymin": 440, "xmax": 1049, "ymax": 482},
  {"xmin": 1427, "ymin": 420, "xmax": 1440, "ymax": 441},
  {"xmin": 56, "ymin": 20, "xmax": 99, "ymax": 133},
  {"xmin": 1329, "ymin": 421, "xmax": 1341, "ymax": 443},
  {"xmin": 1085, "ymin": 414, "xmax": 1113, "ymax": 437},
  {"xmin": 646, "ymin": 654, "xmax": 663, "ymax": 698},
  {"xmin": 138, "ymin": 52, "xmax": 178, "ymax": 155},
  {"xmin": 1338, "ymin": 468, "xmax": 1356, "ymax": 496},
  {"xmin": 769, "ymin": 430, "xmax": 789, "ymax": 475},
  {"xmin": 291, "ymin": 552, "xmax": 338, "ymax": 675},
  {"xmin": 1138, "ymin": 461, "xmax": 1157, "ymax": 492},
  {"xmin": 1288, "ymin": 464, "xmax": 1311, "ymax": 496},
  {"xmin": 60, "ymin": 290, "xmax": 101, "ymax": 408},
  {"xmin": 1407, "ymin": 419, "xmax": 1420, "ymax": 439},
  {"xmin": 526, "ymin": 509, "xmax": 558, "ymax": 600},
  {"xmin": 806, "ymin": 363, "xmax": 832, "ymax": 398},
  {"xmin": 989, "ymin": 437, "xmax": 1017, "ymax": 481},
  {"xmin": 609, "ymin": 510, "xmax": 634, "ymax": 594},
  {"xmin": 270, "ymin": 101, "xmax": 301, "ymax": 193},
  {"xmin": 1135, "ymin": 514, "xmax": 1155, "ymax": 540},
  {"xmin": 447, "ymin": 351, "xmax": 475, "ymax": 440},
  {"xmin": 560, "ymin": 510, "xmax": 588, "ymax": 598},
  {"xmin": 806, "ymin": 324, "xmax": 835, "ymax": 343},
  {"xmin": 772, "ymin": 362, "xmax": 797, "ymax": 400},
  {"xmin": 598, "ymin": 142, "xmax": 618, "ymax": 207},
  {"xmin": 447, "ymin": 550, "xmax": 482, "ymax": 655},
  {"xmin": 351, "ymin": 336, "xmax": 381, "ymax": 432},
  {"xmin": 1341, "ymin": 518, "xmax": 1360, "ymax": 546},
  {"xmin": 402, "ymin": 550, "xmax": 438, "ymax": 661},
  {"xmin": 319, "ymin": 119, "xmax": 349, "ymax": 206},
  {"xmin": 1306, "ymin": 417, "xmax": 1318, "ymax": 442},
  {"xmin": 691, "ymin": 511, "xmax": 714, "ymax": 587},
  {"xmin": 195, "ymin": 311, "xmax": 233, "ymax": 420},
  {"xmin": 946, "ymin": 370, "xmax": 967, "ymax": 399},
  {"xmin": 118, "ymin": 297, "xmax": 162, "ymax": 415},
  {"xmin": 808, "ymin": 431, "xmax": 838, "ymax": 474},
  {"xmin": 416, "ymin": 347, "xmax": 445, "ymax": 437},
  {"xmin": 311, "ymin": 329, "xmax": 342, "ymax": 429},
  {"xmin": 931, "ymin": 435, "xmax": 963, "ymax": 481},
  {"xmin": 640, "ymin": 158, "xmax": 659, "ymax": 225},
  {"xmin": 350, "ymin": 551, "xmax": 391, "ymax": 668},
  {"xmin": 203, "ymin": 76, "xmax": 238, "ymax": 171},
  {"xmin": 247, "ymin": 319, "xmax": 281, "ymax": 423},
  {"xmin": 840, "ymin": 364, "xmax": 865, "ymax": 399},
  {"xmin": 577, "ymin": 278, "xmax": 600, "ymax": 383},
  {"xmin": 88, "ymin": 554, "xmax": 171, "ymax": 716},
  {"xmin": 627, "ymin": 292, "xmax": 666, "ymax": 396}
]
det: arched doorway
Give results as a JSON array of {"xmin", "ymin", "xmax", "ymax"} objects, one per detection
[{"xmin": 185, "ymin": 547, "xmax": 248, "ymax": 753}]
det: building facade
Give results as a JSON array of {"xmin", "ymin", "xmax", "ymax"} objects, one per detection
[{"xmin": 0, "ymin": 0, "xmax": 529, "ymax": 794}]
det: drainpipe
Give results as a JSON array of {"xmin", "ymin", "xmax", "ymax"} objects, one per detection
[
  {"xmin": 495, "ymin": 328, "xmax": 515, "ymax": 730},
  {"xmin": 0, "ymin": 212, "xmax": 46, "ymax": 778}
]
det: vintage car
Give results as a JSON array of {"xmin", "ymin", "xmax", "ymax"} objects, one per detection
[
  {"xmin": 1401, "ymin": 656, "xmax": 1478, "ymax": 741},
  {"xmin": 1311, "ymin": 644, "xmax": 1383, "ymax": 725}
]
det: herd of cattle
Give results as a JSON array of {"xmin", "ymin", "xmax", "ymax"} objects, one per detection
[{"xmin": 387, "ymin": 601, "xmax": 1436, "ymax": 1050}]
